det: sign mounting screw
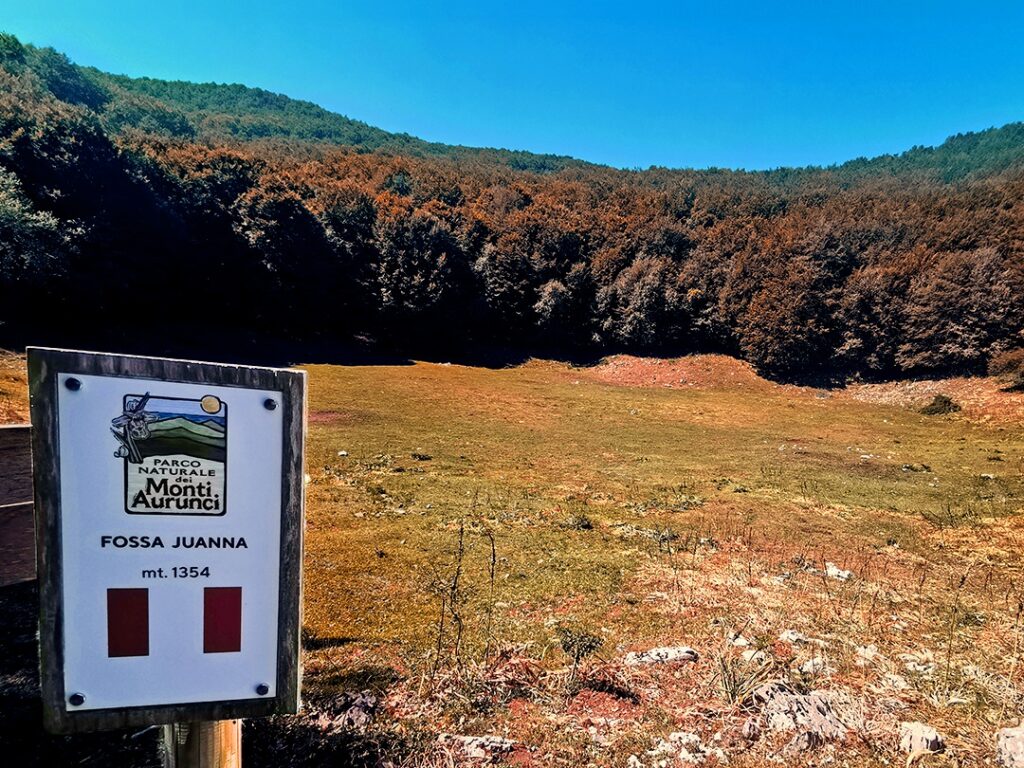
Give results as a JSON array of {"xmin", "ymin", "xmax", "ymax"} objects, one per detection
[
  {"xmin": 65, "ymin": 378, "xmax": 82, "ymax": 391},
  {"xmin": 255, "ymin": 683, "xmax": 270, "ymax": 696},
  {"xmin": 263, "ymin": 399, "xmax": 277, "ymax": 411},
  {"xmin": 68, "ymin": 692, "xmax": 85, "ymax": 706}
]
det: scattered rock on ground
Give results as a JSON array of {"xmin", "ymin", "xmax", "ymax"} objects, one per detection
[
  {"xmin": 899, "ymin": 722, "xmax": 945, "ymax": 756},
  {"xmin": 899, "ymin": 651, "xmax": 936, "ymax": 676},
  {"xmin": 825, "ymin": 562, "xmax": 854, "ymax": 581},
  {"xmin": 439, "ymin": 734, "xmax": 517, "ymax": 762},
  {"xmin": 308, "ymin": 691, "xmax": 379, "ymax": 732},
  {"xmin": 784, "ymin": 730, "xmax": 825, "ymax": 755},
  {"xmin": 741, "ymin": 717, "xmax": 761, "ymax": 742},
  {"xmin": 855, "ymin": 645, "xmax": 880, "ymax": 666},
  {"xmin": 879, "ymin": 673, "xmax": 911, "ymax": 692},
  {"xmin": 799, "ymin": 657, "xmax": 828, "ymax": 676},
  {"xmin": 997, "ymin": 723, "xmax": 1024, "ymax": 767},
  {"xmin": 751, "ymin": 680, "xmax": 849, "ymax": 745},
  {"xmin": 624, "ymin": 646, "xmax": 699, "ymax": 665},
  {"xmin": 779, "ymin": 629, "xmax": 814, "ymax": 645},
  {"xmin": 647, "ymin": 731, "xmax": 727, "ymax": 764},
  {"xmin": 741, "ymin": 649, "xmax": 768, "ymax": 665},
  {"xmin": 778, "ymin": 629, "xmax": 827, "ymax": 648},
  {"xmin": 331, "ymin": 691, "xmax": 378, "ymax": 729}
]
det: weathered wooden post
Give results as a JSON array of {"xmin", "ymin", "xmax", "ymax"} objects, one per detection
[
  {"xmin": 28, "ymin": 348, "xmax": 305, "ymax": 766},
  {"xmin": 162, "ymin": 721, "xmax": 242, "ymax": 768}
]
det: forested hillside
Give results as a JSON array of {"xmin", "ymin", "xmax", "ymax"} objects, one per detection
[{"xmin": 1, "ymin": 33, "xmax": 1022, "ymax": 380}]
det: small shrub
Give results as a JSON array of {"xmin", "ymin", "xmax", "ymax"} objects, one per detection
[
  {"xmin": 989, "ymin": 347, "xmax": 1024, "ymax": 376},
  {"xmin": 920, "ymin": 394, "xmax": 961, "ymax": 415},
  {"xmin": 958, "ymin": 609, "xmax": 986, "ymax": 627},
  {"xmin": 716, "ymin": 652, "xmax": 776, "ymax": 705},
  {"xmin": 652, "ymin": 526, "xmax": 679, "ymax": 551},
  {"xmin": 557, "ymin": 625, "xmax": 603, "ymax": 664},
  {"xmin": 556, "ymin": 625, "xmax": 603, "ymax": 690},
  {"xmin": 989, "ymin": 348, "xmax": 1024, "ymax": 391},
  {"xmin": 1004, "ymin": 376, "xmax": 1024, "ymax": 393},
  {"xmin": 922, "ymin": 502, "xmax": 979, "ymax": 529}
]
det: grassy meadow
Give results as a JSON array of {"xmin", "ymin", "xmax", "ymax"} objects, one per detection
[
  {"xmin": 298, "ymin": 356, "xmax": 1024, "ymax": 765},
  {"xmin": 3, "ymin": 353, "xmax": 1024, "ymax": 765}
]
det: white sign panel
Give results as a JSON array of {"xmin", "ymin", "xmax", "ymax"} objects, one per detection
[{"xmin": 56, "ymin": 373, "xmax": 283, "ymax": 710}]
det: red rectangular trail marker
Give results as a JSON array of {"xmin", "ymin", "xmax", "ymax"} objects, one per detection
[
  {"xmin": 106, "ymin": 588, "xmax": 149, "ymax": 658},
  {"xmin": 204, "ymin": 587, "xmax": 242, "ymax": 654},
  {"xmin": 28, "ymin": 348, "xmax": 305, "ymax": 734}
]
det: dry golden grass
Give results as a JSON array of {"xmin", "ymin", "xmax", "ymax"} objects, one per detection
[
  {"xmin": 0, "ymin": 350, "xmax": 29, "ymax": 423},
  {"xmin": 297, "ymin": 358, "xmax": 1023, "ymax": 766}
]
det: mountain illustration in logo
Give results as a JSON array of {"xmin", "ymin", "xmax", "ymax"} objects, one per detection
[
  {"xmin": 112, "ymin": 393, "xmax": 228, "ymax": 515},
  {"xmin": 133, "ymin": 414, "xmax": 226, "ymax": 462}
]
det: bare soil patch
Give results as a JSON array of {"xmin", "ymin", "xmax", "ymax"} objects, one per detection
[
  {"xmin": 576, "ymin": 353, "xmax": 773, "ymax": 391},
  {"xmin": 844, "ymin": 376, "xmax": 1024, "ymax": 425},
  {"xmin": 576, "ymin": 353, "xmax": 1024, "ymax": 425}
]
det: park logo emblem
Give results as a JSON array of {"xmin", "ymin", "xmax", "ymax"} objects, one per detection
[{"xmin": 111, "ymin": 393, "xmax": 228, "ymax": 515}]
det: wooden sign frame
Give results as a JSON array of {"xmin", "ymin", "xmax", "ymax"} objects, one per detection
[{"xmin": 27, "ymin": 348, "xmax": 305, "ymax": 734}]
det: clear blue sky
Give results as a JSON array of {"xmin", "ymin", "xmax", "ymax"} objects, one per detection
[{"xmin": 5, "ymin": 1, "xmax": 1024, "ymax": 170}]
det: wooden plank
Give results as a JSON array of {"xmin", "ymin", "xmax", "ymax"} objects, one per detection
[
  {"xmin": 28, "ymin": 347, "xmax": 305, "ymax": 734},
  {"xmin": 0, "ymin": 425, "xmax": 32, "ymax": 506},
  {"xmin": 0, "ymin": 501, "xmax": 36, "ymax": 585},
  {"xmin": 0, "ymin": 424, "xmax": 35, "ymax": 585}
]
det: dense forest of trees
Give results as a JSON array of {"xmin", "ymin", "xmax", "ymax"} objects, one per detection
[{"xmin": 1, "ymin": 34, "xmax": 1022, "ymax": 381}]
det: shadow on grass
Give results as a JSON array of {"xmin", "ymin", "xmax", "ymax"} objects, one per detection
[
  {"xmin": 302, "ymin": 628, "xmax": 360, "ymax": 651},
  {"xmin": 244, "ymin": 714, "xmax": 422, "ymax": 768},
  {"xmin": 303, "ymin": 665, "xmax": 403, "ymax": 700}
]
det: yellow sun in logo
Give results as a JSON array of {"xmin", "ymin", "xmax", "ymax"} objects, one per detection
[{"xmin": 200, "ymin": 395, "xmax": 222, "ymax": 414}]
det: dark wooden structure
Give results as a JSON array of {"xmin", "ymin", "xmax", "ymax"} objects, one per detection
[{"xmin": 0, "ymin": 424, "xmax": 35, "ymax": 586}]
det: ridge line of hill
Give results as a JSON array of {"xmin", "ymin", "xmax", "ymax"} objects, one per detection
[{"xmin": 3, "ymin": 32, "xmax": 1023, "ymax": 179}]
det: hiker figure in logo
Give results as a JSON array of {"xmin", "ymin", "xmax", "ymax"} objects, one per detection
[
  {"xmin": 111, "ymin": 393, "xmax": 228, "ymax": 515},
  {"xmin": 111, "ymin": 393, "xmax": 158, "ymax": 464}
]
